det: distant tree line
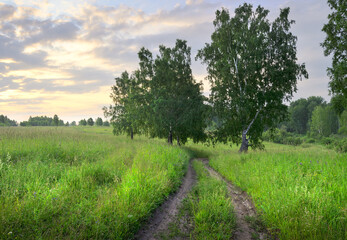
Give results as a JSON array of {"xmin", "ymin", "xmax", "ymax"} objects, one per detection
[
  {"xmin": 78, "ymin": 117, "xmax": 110, "ymax": 126},
  {"xmin": 20, "ymin": 115, "xmax": 64, "ymax": 126},
  {"xmin": 262, "ymin": 96, "xmax": 347, "ymax": 152},
  {"xmin": 279, "ymin": 96, "xmax": 346, "ymax": 137},
  {"xmin": 0, "ymin": 115, "xmax": 17, "ymax": 126},
  {"xmin": 7, "ymin": 115, "xmax": 110, "ymax": 127}
]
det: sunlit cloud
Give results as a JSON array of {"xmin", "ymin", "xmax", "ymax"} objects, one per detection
[{"xmin": 0, "ymin": 0, "xmax": 333, "ymax": 122}]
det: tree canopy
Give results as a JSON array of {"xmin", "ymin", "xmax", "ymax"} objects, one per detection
[
  {"xmin": 321, "ymin": 0, "xmax": 346, "ymax": 110},
  {"xmin": 95, "ymin": 117, "xmax": 103, "ymax": 126},
  {"xmin": 0, "ymin": 115, "xmax": 17, "ymax": 127},
  {"xmin": 104, "ymin": 71, "xmax": 144, "ymax": 139},
  {"xmin": 20, "ymin": 116, "xmax": 64, "ymax": 126},
  {"xmin": 287, "ymin": 96, "xmax": 326, "ymax": 134},
  {"xmin": 87, "ymin": 118, "xmax": 94, "ymax": 126},
  {"xmin": 105, "ymin": 39, "xmax": 207, "ymax": 144},
  {"xmin": 197, "ymin": 4, "xmax": 308, "ymax": 152}
]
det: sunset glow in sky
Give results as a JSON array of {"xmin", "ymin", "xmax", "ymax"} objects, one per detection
[{"xmin": 0, "ymin": 0, "xmax": 332, "ymax": 122}]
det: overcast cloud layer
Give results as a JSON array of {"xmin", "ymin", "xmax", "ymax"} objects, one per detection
[{"xmin": 0, "ymin": 0, "xmax": 332, "ymax": 122}]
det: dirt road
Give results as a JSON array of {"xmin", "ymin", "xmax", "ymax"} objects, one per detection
[{"xmin": 136, "ymin": 158, "xmax": 268, "ymax": 240}]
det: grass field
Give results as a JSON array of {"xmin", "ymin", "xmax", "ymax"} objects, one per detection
[
  {"xmin": 0, "ymin": 127, "xmax": 345, "ymax": 239},
  {"xmin": 188, "ymin": 160, "xmax": 236, "ymax": 239},
  {"xmin": 205, "ymin": 143, "xmax": 346, "ymax": 240},
  {"xmin": 0, "ymin": 127, "xmax": 191, "ymax": 239}
]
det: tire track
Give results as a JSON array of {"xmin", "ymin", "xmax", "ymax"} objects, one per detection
[
  {"xmin": 135, "ymin": 160, "xmax": 196, "ymax": 240},
  {"xmin": 198, "ymin": 158, "xmax": 268, "ymax": 240},
  {"xmin": 136, "ymin": 158, "xmax": 268, "ymax": 240}
]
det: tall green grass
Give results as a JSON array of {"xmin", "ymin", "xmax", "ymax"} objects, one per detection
[
  {"xmin": 207, "ymin": 143, "xmax": 346, "ymax": 240},
  {"xmin": 0, "ymin": 127, "xmax": 191, "ymax": 239},
  {"xmin": 186, "ymin": 160, "xmax": 236, "ymax": 239}
]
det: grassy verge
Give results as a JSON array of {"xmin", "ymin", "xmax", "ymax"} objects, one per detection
[
  {"xmin": 0, "ymin": 127, "xmax": 191, "ymax": 239},
  {"xmin": 208, "ymin": 143, "xmax": 346, "ymax": 240},
  {"xmin": 175, "ymin": 160, "xmax": 236, "ymax": 239}
]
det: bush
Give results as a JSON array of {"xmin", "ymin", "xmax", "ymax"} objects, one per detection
[
  {"xmin": 321, "ymin": 137, "xmax": 333, "ymax": 145},
  {"xmin": 338, "ymin": 126, "xmax": 347, "ymax": 135},
  {"xmin": 330, "ymin": 137, "xmax": 347, "ymax": 153},
  {"xmin": 306, "ymin": 138, "xmax": 316, "ymax": 143},
  {"xmin": 263, "ymin": 128, "xmax": 302, "ymax": 146}
]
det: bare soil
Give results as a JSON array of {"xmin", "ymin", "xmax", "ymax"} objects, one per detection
[
  {"xmin": 136, "ymin": 158, "xmax": 268, "ymax": 240},
  {"xmin": 135, "ymin": 160, "xmax": 196, "ymax": 240},
  {"xmin": 198, "ymin": 158, "xmax": 268, "ymax": 240}
]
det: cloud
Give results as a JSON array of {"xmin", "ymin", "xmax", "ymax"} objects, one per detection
[
  {"xmin": 0, "ymin": 4, "xmax": 16, "ymax": 20},
  {"xmin": 0, "ymin": 0, "xmax": 333, "ymax": 121}
]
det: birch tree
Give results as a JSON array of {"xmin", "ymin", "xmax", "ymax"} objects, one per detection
[{"xmin": 197, "ymin": 4, "xmax": 308, "ymax": 152}]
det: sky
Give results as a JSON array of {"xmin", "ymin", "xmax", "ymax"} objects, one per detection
[{"xmin": 0, "ymin": 0, "xmax": 332, "ymax": 123}]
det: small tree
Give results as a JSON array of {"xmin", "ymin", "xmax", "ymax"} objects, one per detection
[
  {"xmin": 87, "ymin": 118, "xmax": 94, "ymax": 126},
  {"xmin": 71, "ymin": 121, "xmax": 77, "ymax": 126},
  {"xmin": 95, "ymin": 117, "xmax": 103, "ymax": 126},
  {"xmin": 310, "ymin": 105, "xmax": 339, "ymax": 137},
  {"xmin": 79, "ymin": 119, "xmax": 87, "ymax": 126},
  {"xmin": 53, "ymin": 114, "xmax": 59, "ymax": 126},
  {"xmin": 104, "ymin": 71, "xmax": 143, "ymax": 139},
  {"xmin": 197, "ymin": 4, "xmax": 308, "ymax": 152},
  {"xmin": 103, "ymin": 120, "xmax": 110, "ymax": 127}
]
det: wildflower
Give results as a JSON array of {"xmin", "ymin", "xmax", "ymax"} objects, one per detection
[
  {"xmin": 299, "ymin": 162, "xmax": 302, "ymax": 165},
  {"xmin": 8, "ymin": 232, "xmax": 12, "ymax": 235},
  {"xmin": 128, "ymin": 214, "xmax": 133, "ymax": 218}
]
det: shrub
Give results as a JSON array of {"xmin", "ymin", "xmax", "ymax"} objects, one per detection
[{"xmin": 306, "ymin": 138, "xmax": 315, "ymax": 143}]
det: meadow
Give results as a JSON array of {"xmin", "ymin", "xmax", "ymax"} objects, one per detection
[
  {"xmin": 0, "ymin": 127, "xmax": 191, "ymax": 239},
  {"xmin": 0, "ymin": 127, "xmax": 345, "ymax": 239},
  {"xmin": 203, "ymin": 143, "xmax": 346, "ymax": 240}
]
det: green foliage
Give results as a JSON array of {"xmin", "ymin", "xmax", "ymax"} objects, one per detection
[
  {"xmin": 0, "ymin": 115, "xmax": 17, "ymax": 126},
  {"xmin": 105, "ymin": 39, "xmax": 207, "ymax": 144},
  {"xmin": 331, "ymin": 94, "xmax": 347, "ymax": 116},
  {"xmin": 87, "ymin": 118, "xmax": 94, "ymax": 126},
  {"xmin": 102, "ymin": 120, "xmax": 110, "ymax": 127},
  {"xmin": 197, "ymin": 4, "xmax": 308, "ymax": 151},
  {"xmin": 186, "ymin": 160, "xmax": 236, "ymax": 239},
  {"xmin": 321, "ymin": 0, "xmax": 347, "ymax": 100},
  {"xmin": 263, "ymin": 128, "xmax": 302, "ymax": 146},
  {"xmin": 95, "ymin": 117, "xmax": 103, "ymax": 126},
  {"xmin": 20, "ymin": 116, "xmax": 64, "ymax": 126},
  {"xmin": 79, "ymin": 119, "xmax": 87, "ymax": 126},
  {"xmin": 0, "ymin": 127, "xmax": 191, "ymax": 239},
  {"xmin": 310, "ymin": 105, "xmax": 339, "ymax": 137},
  {"xmin": 146, "ymin": 39, "xmax": 207, "ymax": 144},
  {"xmin": 319, "ymin": 135, "xmax": 347, "ymax": 153},
  {"xmin": 104, "ymin": 71, "xmax": 144, "ymax": 138},
  {"xmin": 53, "ymin": 114, "xmax": 59, "ymax": 126},
  {"xmin": 71, "ymin": 121, "xmax": 77, "ymax": 126},
  {"xmin": 286, "ymin": 97, "xmax": 326, "ymax": 134},
  {"xmin": 208, "ymin": 143, "xmax": 346, "ymax": 240}
]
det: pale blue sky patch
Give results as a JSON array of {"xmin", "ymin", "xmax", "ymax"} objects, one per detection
[{"xmin": 0, "ymin": 0, "xmax": 333, "ymax": 122}]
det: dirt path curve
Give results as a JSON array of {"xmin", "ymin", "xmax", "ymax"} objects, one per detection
[
  {"xmin": 135, "ymin": 160, "xmax": 196, "ymax": 240},
  {"xmin": 198, "ymin": 158, "xmax": 267, "ymax": 240}
]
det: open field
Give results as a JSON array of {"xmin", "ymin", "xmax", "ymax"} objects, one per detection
[
  {"xmin": 0, "ymin": 127, "xmax": 346, "ymax": 239},
  {"xmin": 202, "ymin": 143, "xmax": 346, "ymax": 240},
  {"xmin": 0, "ymin": 127, "xmax": 190, "ymax": 239}
]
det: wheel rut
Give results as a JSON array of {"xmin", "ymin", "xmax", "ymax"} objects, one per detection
[
  {"xmin": 136, "ymin": 158, "xmax": 268, "ymax": 240},
  {"xmin": 135, "ymin": 160, "xmax": 196, "ymax": 240},
  {"xmin": 198, "ymin": 158, "xmax": 268, "ymax": 240}
]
